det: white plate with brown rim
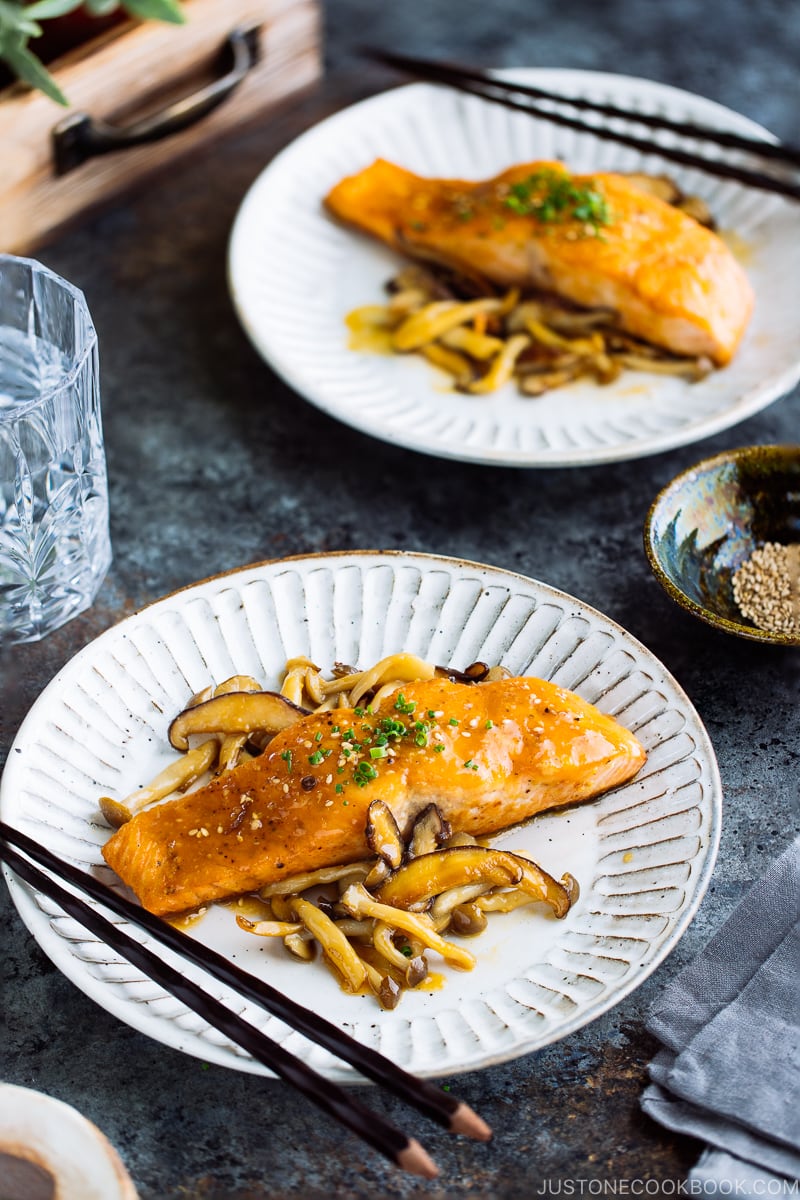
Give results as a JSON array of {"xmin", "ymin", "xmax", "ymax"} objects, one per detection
[
  {"xmin": 1, "ymin": 550, "xmax": 721, "ymax": 1082},
  {"xmin": 228, "ymin": 69, "xmax": 800, "ymax": 468}
]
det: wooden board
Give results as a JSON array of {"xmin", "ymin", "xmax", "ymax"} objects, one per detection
[{"xmin": 0, "ymin": 0, "xmax": 321, "ymax": 253}]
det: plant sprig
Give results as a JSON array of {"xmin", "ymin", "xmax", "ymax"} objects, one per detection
[{"xmin": 0, "ymin": 0, "xmax": 185, "ymax": 106}]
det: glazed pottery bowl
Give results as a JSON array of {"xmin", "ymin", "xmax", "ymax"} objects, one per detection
[
  {"xmin": 0, "ymin": 1082, "xmax": 138, "ymax": 1200},
  {"xmin": 644, "ymin": 445, "xmax": 800, "ymax": 646}
]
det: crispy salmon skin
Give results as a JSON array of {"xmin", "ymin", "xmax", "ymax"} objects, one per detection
[
  {"xmin": 102, "ymin": 676, "xmax": 646, "ymax": 916},
  {"xmin": 324, "ymin": 159, "xmax": 753, "ymax": 365}
]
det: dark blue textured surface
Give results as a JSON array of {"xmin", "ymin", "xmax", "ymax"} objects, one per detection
[{"xmin": 1, "ymin": 1, "xmax": 799, "ymax": 1195}]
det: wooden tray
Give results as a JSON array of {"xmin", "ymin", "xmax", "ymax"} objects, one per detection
[{"xmin": 0, "ymin": 0, "xmax": 321, "ymax": 254}]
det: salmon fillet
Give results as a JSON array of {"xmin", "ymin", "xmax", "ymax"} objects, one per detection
[
  {"xmin": 325, "ymin": 159, "xmax": 754, "ymax": 365},
  {"xmin": 102, "ymin": 676, "xmax": 646, "ymax": 916}
]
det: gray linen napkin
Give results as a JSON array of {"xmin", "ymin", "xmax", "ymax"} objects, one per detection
[
  {"xmin": 690, "ymin": 1148, "xmax": 796, "ymax": 1195},
  {"xmin": 641, "ymin": 835, "xmax": 800, "ymax": 1181}
]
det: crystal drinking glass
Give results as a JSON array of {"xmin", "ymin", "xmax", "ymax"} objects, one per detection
[{"xmin": 0, "ymin": 256, "xmax": 111, "ymax": 643}]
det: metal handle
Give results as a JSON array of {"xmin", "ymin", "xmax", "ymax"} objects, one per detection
[{"xmin": 53, "ymin": 24, "xmax": 261, "ymax": 175}]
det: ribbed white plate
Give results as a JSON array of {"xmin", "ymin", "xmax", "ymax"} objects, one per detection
[
  {"xmin": 1, "ymin": 552, "xmax": 721, "ymax": 1082},
  {"xmin": 228, "ymin": 70, "xmax": 800, "ymax": 467}
]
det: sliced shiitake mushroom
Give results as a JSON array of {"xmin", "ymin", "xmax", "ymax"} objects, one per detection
[
  {"xmin": 363, "ymin": 857, "xmax": 391, "ymax": 889},
  {"xmin": 375, "ymin": 847, "xmax": 523, "ymax": 911},
  {"xmin": 503, "ymin": 853, "xmax": 577, "ymax": 919},
  {"xmin": 168, "ymin": 690, "xmax": 310, "ymax": 751},
  {"xmin": 365, "ymin": 799, "xmax": 404, "ymax": 869},
  {"xmin": 406, "ymin": 803, "xmax": 452, "ymax": 859},
  {"xmin": 484, "ymin": 665, "xmax": 512, "ymax": 682},
  {"xmin": 624, "ymin": 172, "xmax": 682, "ymax": 205},
  {"xmin": 676, "ymin": 194, "xmax": 715, "ymax": 229},
  {"xmin": 434, "ymin": 661, "xmax": 490, "ymax": 684},
  {"xmin": 212, "ymin": 675, "xmax": 263, "ymax": 772},
  {"xmin": 376, "ymin": 846, "xmax": 575, "ymax": 919}
]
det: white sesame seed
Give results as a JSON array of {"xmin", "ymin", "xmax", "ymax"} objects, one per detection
[{"xmin": 732, "ymin": 542, "xmax": 800, "ymax": 636}]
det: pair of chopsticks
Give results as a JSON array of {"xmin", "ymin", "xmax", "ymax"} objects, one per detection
[
  {"xmin": 0, "ymin": 821, "xmax": 491, "ymax": 1179},
  {"xmin": 368, "ymin": 50, "xmax": 800, "ymax": 202}
]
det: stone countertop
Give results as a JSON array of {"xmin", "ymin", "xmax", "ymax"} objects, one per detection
[{"xmin": 1, "ymin": 1, "xmax": 798, "ymax": 1196}]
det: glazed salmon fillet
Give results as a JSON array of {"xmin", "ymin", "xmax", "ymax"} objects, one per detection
[
  {"xmin": 102, "ymin": 676, "xmax": 646, "ymax": 916},
  {"xmin": 325, "ymin": 159, "xmax": 754, "ymax": 364}
]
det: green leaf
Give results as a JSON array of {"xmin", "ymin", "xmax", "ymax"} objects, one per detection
[
  {"xmin": 23, "ymin": 0, "xmax": 85, "ymax": 19},
  {"xmin": 0, "ymin": 2, "xmax": 42, "ymax": 37},
  {"xmin": 121, "ymin": 0, "xmax": 185, "ymax": 24},
  {"xmin": 2, "ymin": 39, "xmax": 69, "ymax": 104},
  {"xmin": 85, "ymin": 0, "xmax": 121, "ymax": 13}
]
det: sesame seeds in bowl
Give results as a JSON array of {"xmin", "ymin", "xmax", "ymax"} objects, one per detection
[{"xmin": 644, "ymin": 445, "xmax": 800, "ymax": 646}]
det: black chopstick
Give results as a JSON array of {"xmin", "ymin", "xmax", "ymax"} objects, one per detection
[
  {"xmin": 367, "ymin": 50, "xmax": 800, "ymax": 202},
  {"xmin": 0, "ymin": 837, "xmax": 438, "ymax": 1179},
  {"xmin": 371, "ymin": 51, "xmax": 800, "ymax": 168},
  {"xmin": 0, "ymin": 822, "xmax": 490, "ymax": 1142}
]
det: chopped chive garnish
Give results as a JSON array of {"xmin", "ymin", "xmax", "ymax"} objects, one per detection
[
  {"xmin": 369, "ymin": 746, "xmax": 388, "ymax": 759},
  {"xmin": 315, "ymin": 731, "xmax": 323, "ymax": 742},
  {"xmin": 485, "ymin": 719, "xmax": 494, "ymax": 729},
  {"xmin": 449, "ymin": 717, "xmax": 459, "ymax": 726},
  {"xmin": 335, "ymin": 783, "xmax": 344, "ymax": 794},
  {"xmin": 280, "ymin": 749, "xmax": 293, "ymax": 773},
  {"xmin": 433, "ymin": 743, "xmax": 446, "ymax": 753},
  {"xmin": 353, "ymin": 761, "xmax": 378, "ymax": 787},
  {"xmin": 502, "ymin": 168, "xmax": 611, "ymax": 233},
  {"xmin": 308, "ymin": 750, "xmax": 324, "ymax": 765}
]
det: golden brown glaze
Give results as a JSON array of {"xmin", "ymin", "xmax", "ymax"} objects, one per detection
[
  {"xmin": 324, "ymin": 159, "xmax": 754, "ymax": 365},
  {"xmin": 102, "ymin": 676, "xmax": 646, "ymax": 915}
]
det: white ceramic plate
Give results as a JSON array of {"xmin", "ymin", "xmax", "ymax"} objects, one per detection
[
  {"xmin": 2, "ymin": 551, "xmax": 721, "ymax": 1082},
  {"xmin": 228, "ymin": 70, "xmax": 800, "ymax": 468}
]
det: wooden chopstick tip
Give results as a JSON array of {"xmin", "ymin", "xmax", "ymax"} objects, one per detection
[
  {"xmin": 449, "ymin": 1101, "xmax": 493, "ymax": 1142},
  {"xmin": 397, "ymin": 1137, "xmax": 439, "ymax": 1179}
]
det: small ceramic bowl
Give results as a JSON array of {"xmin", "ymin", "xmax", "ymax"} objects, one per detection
[
  {"xmin": 0, "ymin": 1083, "xmax": 138, "ymax": 1200},
  {"xmin": 644, "ymin": 445, "xmax": 800, "ymax": 646}
]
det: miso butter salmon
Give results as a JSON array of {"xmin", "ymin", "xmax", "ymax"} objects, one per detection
[
  {"xmin": 102, "ymin": 676, "xmax": 646, "ymax": 916},
  {"xmin": 325, "ymin": 159, "xmax": 753, "ymax": 364}
]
